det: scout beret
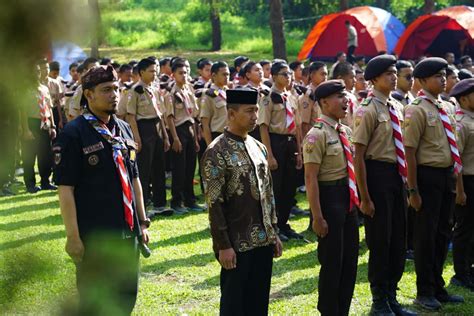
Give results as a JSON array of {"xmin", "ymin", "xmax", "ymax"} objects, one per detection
[
  {"xmin": 314, "ymin": 79, "xmax": 346, "ymax": 101},
  {"xmin": 82, "ymin": 65, "xmax": 118, "ymax": 90},
  {"xmin": 226, "ymin": 89, "xmax": 258, "ymax": 105},
  {"xmin": 413, "ymin": 57, "xmax": 448, "ymax": 79},
  {"xmin": 364, "ymin": 54, "xmax": 397, "ymax": 80},
  {"xmin": 450, "ymin": 78, "xmax": 474, "ymax": 98},
  {"xmin": 458, "ymin": 69, "xmax": 474, "ymax": 80}
]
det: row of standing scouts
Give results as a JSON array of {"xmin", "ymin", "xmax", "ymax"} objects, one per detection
[{"xmin": 8, "ymin": 52, "xmax": 474, "ymax": 315}]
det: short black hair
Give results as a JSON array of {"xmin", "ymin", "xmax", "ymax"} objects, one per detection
[
  {"xmin": 197, "ymin": 58, "xmax": 212, "ymax": 69},
  {"xmin": 242, "ymin": 61, "xmax": 258, "ymax": 80},
  {"xmin": 69, "ymin": 62, "xmax": 78, "ymax": 71},
  {"xmin": 159, "ymin": 57, "xmax": 171, "ymax": 67},
  {"xmin": 259, "ymin": 59, "xmax": 271, "ymax": 67},
  {"xmin": 111, "ymin": 62, "xmax": 121, "ymax": 70},
  {"xmin": 137, "ymin": 58, "xmax": 156, "ymax": 75},
  {"xmin": 100, "ymin": 57, "xmax": 112, "ymax": 65},
  {"xmin": 355, "ymin": 69, "xmax": 364, "ymax": 75},
  {"xmin": 460, "ymin": 55, "xmax": 472, "ymax": 64},
  {"xmin": 336, "ymin": 51, "xmax": 345, "ymax": 59},
  {"xmin": 147, "ymin": 56, "xmax": 158, "ymax": 63},
  {"xmin": 77, "ymin": 63, "xmax": 85, "ymax": 74},
  {"xmin": 119, "ymin": 63, "xmax": 132, "ymax": 73},
  {"xmin": 132, "ymin": 65, "xmax": 139, "ymax": 75},
  {"xmin": 83, "ymin": 57, "xmax": 98, "ymax": 69},
  {"xmin": 289, "ymin": 61, "xmax": 304, "ymax": 71},
  {"xmin": 396, "ymin": 60, "xmax": 412, "ymax": 71},
  {"xmin": 308, "ymin": 61, "xmax": 326, "ymax": 74},
  {"xmin": 446, "ymin": 65, "xmax": 458, "ymax": 77},
  {"xmin": 211, "ymin": 61, "xmax": 228, "ymax": 74},
  {"xmin": 332, "ymin": 62, "xmax": 353, "ymax": 79},
  {"xmin": 171, "ymin": 62, "xmax": 186, "ymax": 73},
  {"xmin": 271, "ymin": 62, "xmax": 289, "ymax": 76},
  {"xmin": 128, "ymin": 60, "xmax": 138, "ymax": 67},
  {"xmin": 49, "ymin": 61, "xmax": 60, "ymax": 71}
]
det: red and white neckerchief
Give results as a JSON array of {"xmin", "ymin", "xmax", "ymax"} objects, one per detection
[
  {"xmin": 418, "ymin": 90, "xmax": 462, "ymax": 174},
  {"xmin": 282, "ymin": 93, "xmax": 296, "ymax": 133},
  {"xmin": 318, "ymin": 118, "xmax": 360, "ymax": 211},
  {"xmin": 83, "ymin": 111, "xmax": 135, "ymax": 231},
  {"xmin": 368, "ymin": 91, "xmax": 407, "ymax": 182},
  {"xmin": 37, "ymin": 92, "xmax": 49, "ymax": 129}
]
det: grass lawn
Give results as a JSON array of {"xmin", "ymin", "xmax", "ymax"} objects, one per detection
[{"xmin": 1, "ymin": 174, "xmax": 473, "ymax": 315}]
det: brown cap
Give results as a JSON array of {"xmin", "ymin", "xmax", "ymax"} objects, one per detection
[{"xmin": 82, "ymin": 65, "xmax": 118, "ymax": 90}]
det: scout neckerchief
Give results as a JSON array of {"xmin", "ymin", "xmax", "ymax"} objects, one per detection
[
  {"xmin": 283, "ymin": 93, "xmax": 296, "ymax": 133},
  {"xmin": 368, "ymin": 91, "xmax": 407, "ymax": 183},
  {"xmin": 176, "ymin": 86, "xmax": 194, "ymax": 116},
  {"xmin": 82, "ymin": 109, "xmax": 134, "ymax": 231},
  {"xmin": 317, "ymin": 117, "xmax": 360, "ymax": 211},
  {"xmin": 37, "ymin": 90, "xmax": 49, "ymax": 130},
  {"xmin": 145, "ymin": 85, "xmax": 161, "ymax": 117},
  {"xmin": 418, "ymin": 90, "xmax": 462, "ymax": 174}
]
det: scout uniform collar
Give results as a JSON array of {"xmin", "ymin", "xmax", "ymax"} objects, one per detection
[
  {"xmin": 371, "ymin": 89, "xmax": 390, "ymax": 105},
  {"xmin": 395, "ymin": 88, "xmax": 408, "ymax": 99},
  {"xmin": 419, "ymin": 89, "xmax": 441, "ymax": 103},
  {"xmin": 319, "ymin": 114, "xmax": 338, "ymax": 128},
  {"xmin": 270, "ymin": 85, "xmax": 285, "ymax": 94}
]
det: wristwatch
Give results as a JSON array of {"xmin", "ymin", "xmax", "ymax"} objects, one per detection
[
  {"xmin": 407, "ymin": 187, "xmax": 418, "ymax": 195},
  {"xmin": 139, "ymin": 218, "xmax": 151, "ymax": 228}
]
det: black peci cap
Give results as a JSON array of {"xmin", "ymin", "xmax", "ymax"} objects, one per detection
[
  {"xmin": 364, "ymin": 54, "xmax": 397, "ymax": 80},
  {"xmin": 314, "ymin": 79, "xmax": 346, "ymax": 102},
  {"xmin": 226, "ymin": 89, "xmax": 258, "ymax": 105},
  {"xmin": 413, "ymin": 57, "xmax": 448, "ymax": 79}
]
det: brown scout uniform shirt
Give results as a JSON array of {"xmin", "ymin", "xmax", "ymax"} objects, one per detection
[
  {"xmin": 298, "ymin": 83, "xmax": 320, "ymax": 125},
  {"xmin": 456, "ymin": 108, "xmax": 474, "ymax": 176},
  {"xmin": 202, "ymin": 129, "xmax": 278, "ymax": 254},
  {"xmin": 303, "ymin": 114, "xmax": 350, "ymax": 181},
  {"xmin": 403, "ymin": 89, "xmax": 455, "ymax": 168},
  {"xmin": 28, "ymin": 83, "xmax": 53, "ymax": 121},
  {"xmin": 200, "ymin": 83, "xmax": 227, "ymax": 133},
  {"xmin": 353, "ymin": 89, "xmax": 404, "ymax": 164},
  {"xmin": 68, "ymin": 84, "xmax": 83, "ymax": 118},
  {"xmin": 126, "ymin": 80, "xmax": 163, "ymax": 120},
  {"xmin": 45, "ymin": 77, "xmax": 64, "ymax": 109},
  {"xmin": 164, "ymin": 84, "xmax": 197, "ymax": 126},
  {"xmin": 257, "ymin": 86, "xmax": 300, "ymax": 135}
]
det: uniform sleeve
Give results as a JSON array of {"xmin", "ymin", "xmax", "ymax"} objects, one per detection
[
  {"xmin": 456, "ymin": 120, "xmax": 467, "ymax": 154},
  {"xmin": 199, "ymin": 95, "xmax": 213, "ymax": 119},
  {"xmin": 53, "ymin": 128, "xmax": 81, "ymax": 186},
  {"xmin": 126, "ymin": 90, "xmax": 138, "ymax": 115},
  {"xmin": 68, "ymin": 88, "xmax": 82, "ymax": 117},
  {"xmin": 117, "ymin": 90, "xmax": 129, "ymax": 117},
  {"xmin": 257, "ymin": 95, "xmax": 272, "ymax": 126},
  {"xmin": 352, "ymin": 106, "xmax": 376, "ymax": 146},
  {"xmin": 201, "ymin": 148, "xmax": 231, "ymax": 250},
  {"xmin": 164, "ymin": 92, "xmax": 174, "ymax": 118},
  {"xmin": 303, "ymin": 129, "xmax": 325, "ymax": 164},
  {"xmin": 403, "ymin": 105, "xmax": 425, "ymax": 149}
]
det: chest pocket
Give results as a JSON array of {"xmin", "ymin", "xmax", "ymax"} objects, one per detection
[
  {"xmin": 215, "ymin": 98, "xmax": 226, "ymax": 109},
  {"xmin": 272, "ymin": 103, "xmax": 285, "ymax": 112},
  {"xmin": 175, "ymin": 102, "xmax": 184, "ymax": 110}
]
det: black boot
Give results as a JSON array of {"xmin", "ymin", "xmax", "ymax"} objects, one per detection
[
  {"xmin": 370, "ymin": 287, "xmax": 395, "ymax": 316},
  {"xmin": 388, "ymin": 289, "xmax": 417, "ymax": 316}
]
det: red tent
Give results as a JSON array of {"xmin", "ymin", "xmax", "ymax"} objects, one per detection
[
  {"xmin": 298, "ymin": 6, "xmax": 405, "ymax": 61},
  {"xmin": 394, "ymin": 6, "xmax": 474, "ymax": 59}
]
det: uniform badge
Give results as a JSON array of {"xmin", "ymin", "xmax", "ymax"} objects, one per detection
[
  {"xmin": 305, "ymin": 143, "xmax": 314, "ymax": 153},
  {"xmin": 130, "ymin": 150, "xmax": 136, "ymax": 162},
  {"xmin": 303, "ymin": 101, "xmax": 309, "ymax": 109},
  {"xmin": 88, "ymin": 154, "xmax": 99, "ymax": 166},
  {"xmin": 54, "ymin": 152, "xmax": 61, "ymax": 165}
]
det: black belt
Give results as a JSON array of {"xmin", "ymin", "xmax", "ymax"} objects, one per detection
[
  {"xmin": 137, "ymin": 117, "xmax": 160, "ymax": 123},
  {"xmin": 270, "ymin": 133, "xmax": 296, "ymax": 141},
  {"xmin": 318, "ymin": 177, "xmax": 348, "ymax": 186}
]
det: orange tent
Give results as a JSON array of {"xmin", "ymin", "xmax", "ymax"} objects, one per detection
[{"xmin": 394, "ymin": 6, "xmax": 474, "ymax": 59}]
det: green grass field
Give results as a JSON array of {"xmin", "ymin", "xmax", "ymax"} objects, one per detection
[{"xmin": 1, "ymin": 174, "xmax": 473, "ymax": 315}]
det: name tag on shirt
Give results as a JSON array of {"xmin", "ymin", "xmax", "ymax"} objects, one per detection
[{"xmin": 83, "ymin": 142, "xmax": 104, "ymax": 154}]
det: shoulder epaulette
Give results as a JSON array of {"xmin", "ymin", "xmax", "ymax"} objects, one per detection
[
  {"xmin": 159, "ymin": 74, "xmax": 170, "ymax": 83},
  {"xmin": 391, "ymin": 91, "xmax": 403, "ymax": 102},
  {"xmin": 194, "ymin": 82, "xmax": 205, "ymax": 90},
  {"xmin": 263, "ymin": 80, "xmax": 273, "ymax": 88},
  {"xmin": 194, "ymin": 89, "xmax": 204, "ymax": 98},
  {"xmin": 260, "ymin": 88, "xmax": 270, "ymax": 96},
  {"xmin": 313, "ymin": 121, "xmax": 323, "ymax": 129},
  {"xmin": 134, "ymin": 85, "xmax": 144, "ymax": 94},
  {"xmin": 174, "ymin": 92, "xmax": 183, "ymax": 103},
  {"xmin": 270, "ymin": 92, "xmax": 284, "ymax": 104},
  {"xmin": 411, "ymin": 98, "xmax": 422, "ymax": 105},
  {"xmin": 205, "ymin": 89, "xmax": 219, "ymax": 98},
  {"xmin": 360, "ymin": 97, "xmax": 372, "ymax": 106},
  {"xmin": 294, "ymin": 85, "xmax": 307, "ymax": 96},
  {"xmin": 124, "ymin": 82, "xmax": 133, "ymax": 90}
]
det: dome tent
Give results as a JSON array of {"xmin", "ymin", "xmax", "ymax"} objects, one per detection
[
  {"xmin": 394, "ymin": 6, "xmax": 474, "ymax": 60},
  {"xmin": 298, "ymin": 6, "xmax": 405, "ymax": 61}
]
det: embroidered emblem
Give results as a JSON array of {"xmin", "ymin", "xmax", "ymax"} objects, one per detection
[
  {"xmin": 88, "ymin": 154, "xmax": 99, "ymax": 166},
  {"xmin": 83, "ymin": 142, "xmax": 104, "ymax": 154}
]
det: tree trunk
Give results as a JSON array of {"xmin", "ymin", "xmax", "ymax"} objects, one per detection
[
  {"xmin": 423, "ymin": 0, "xmax": 435, "ymax": 14},
  {"xmin": 269, "ymin": 0, "xmax": 287, "ymax": 60},
  {"xmin": 339, "ymin": 0, "xmax": 349, "ymax": 11},
  {"xmin": 89, "ymin": 0, "xmax": 101, "ymax": 58},
  {"xmin": 210, "ymin": 0, "xmax": 221, "ymax": 51},
  {"xmin": 375, "ymin": 0, "xmax": 388, "ymax": 10}
]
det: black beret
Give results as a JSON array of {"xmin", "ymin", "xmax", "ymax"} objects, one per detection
[
  {"xmin": 458, "ymin": 69, "xmax": 474, "ymax": 80},
  {"xmin": 450, "ymin": 78, "xmax": 474, "ymax": 98},
  {"xmin": 82, "ymin": 65, "xmax": 118, "ymax": 90},
  {"xmin": 364, "ymin": 54, "xmax": 397, "ymax": 80},
  {"xmin": 314, "ymin": 79, "xmax": 346, "ymax": 102},
  {"xmin": 413, "ymin": 57, "xmax": 448, "ymax": 79},
  {"xmin": 226, "ymin": 89, "xmax": 258, "ymax": 105}
]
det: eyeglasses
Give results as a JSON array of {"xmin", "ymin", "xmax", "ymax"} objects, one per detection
[{"xmin": 277, "ymin": 72, "xmax": 292, "ymax": 77}]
